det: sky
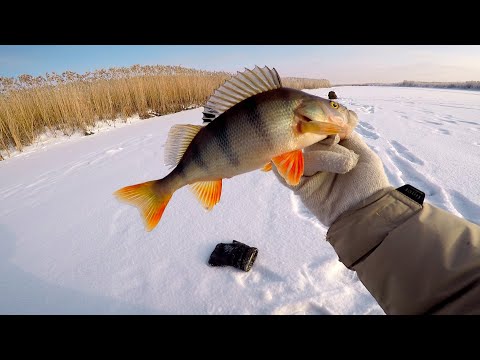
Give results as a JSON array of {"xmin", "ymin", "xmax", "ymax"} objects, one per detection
[{"xmin": 1, "ymin": 45, "xmax": 480, "ymax": 84}]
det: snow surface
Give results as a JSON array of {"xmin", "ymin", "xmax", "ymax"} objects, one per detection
[{"xmin": 1, "ymin": 86, "xmax": 479, "ymax": 314}]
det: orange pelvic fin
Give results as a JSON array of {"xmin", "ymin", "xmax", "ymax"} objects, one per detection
[
  {"xmin": 114, "ymin": 180, "xmax": 172, "ymax": 232},
  {"xmin": 272, "ymin": 150, "xmax": 304, "ymax": 186},
  {"xmin": 261, "ymin": 162, "xmax": 273, "ymax": 172},
  {"xmin": 190, "ymin": 179, "xmax": 223, "ymax": 210}
]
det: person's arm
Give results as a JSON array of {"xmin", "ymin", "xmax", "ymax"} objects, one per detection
[
  {"xmin": 328, "ymin": 188, "xmax": 480, "ymax": 315},
  {"xmin": 273, "ymin": 133, "xmax": 480, "ymax": 314}
]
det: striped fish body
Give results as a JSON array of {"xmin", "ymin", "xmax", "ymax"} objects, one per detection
[
  {"xmin": 171, "ymin": 88, "xmax": 324, "ymax": 185},
  {"xmin": 114, "ymin": 66, "xmax": 358, "ymax": 232}
]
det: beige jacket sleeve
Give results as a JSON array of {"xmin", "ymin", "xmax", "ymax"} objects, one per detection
[{"xmin": 327, "ymin": 188, "xmax": 480, "ymax": 315}]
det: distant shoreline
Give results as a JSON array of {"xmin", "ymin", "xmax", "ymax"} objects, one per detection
[{"xmin": 333, "ymin": 81, "xmax": 480, "ymax": 92}]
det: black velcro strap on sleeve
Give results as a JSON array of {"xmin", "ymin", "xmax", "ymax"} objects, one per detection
[{"xmin": 396, "ymin": 184, "xmax": 425, "ymax": 205}]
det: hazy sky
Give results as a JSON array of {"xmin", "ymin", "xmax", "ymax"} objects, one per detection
[{"xmin": 1, "ymin": 45, "xmax": 479, "ymax": 84}]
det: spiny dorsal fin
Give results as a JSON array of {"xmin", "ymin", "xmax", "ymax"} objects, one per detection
[
  {"xmin": 202, "ymin": 65, "xmax": 282, "ymax": 122},
  {"xmin": 164, "ymin": 124, "xmax": 203, "ymax": 168}
]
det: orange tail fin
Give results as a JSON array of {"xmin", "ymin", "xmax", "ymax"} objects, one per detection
[{"xmin": 114, "ymin": 180, "xmax": 173, "ymax": 232}]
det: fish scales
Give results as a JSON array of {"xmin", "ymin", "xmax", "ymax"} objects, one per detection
[{"xmin": 114, "ymin": 66, "xmax": 358, "ymax": 231}]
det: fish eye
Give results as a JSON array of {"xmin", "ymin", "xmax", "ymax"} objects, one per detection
[{"xmin": 330, "ymin": 101, "xmax": 339, "ymax": 109}]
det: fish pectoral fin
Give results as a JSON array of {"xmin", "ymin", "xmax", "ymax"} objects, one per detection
[
  {"xmin": 272, "ymin": 150, "xmax": 304, "ymax": 186},
  {"xmin": 190, "ymin": 179, "xmax": 223, "ymax": 211},
  {"xmin": 261, "ymin": 162, "xmax": 272, "ymax": 172}
]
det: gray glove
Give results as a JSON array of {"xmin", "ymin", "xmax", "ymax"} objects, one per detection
[{"xmin": 273, "ymin": 132, "xmax": 391, "ymax": 226}]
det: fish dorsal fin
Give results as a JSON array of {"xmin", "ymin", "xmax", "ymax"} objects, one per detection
[
  {"xmin": 202, "ymin": 65, "xmax": 282, "ymax": 122},
  {"xmin": 164, "ymin": 124, "xmax": 203, "ymax": 168}
]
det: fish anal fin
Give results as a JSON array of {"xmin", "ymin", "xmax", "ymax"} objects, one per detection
[{"xmin": 190, "ymin": 179, "xmax": 223, "ymax": 210}]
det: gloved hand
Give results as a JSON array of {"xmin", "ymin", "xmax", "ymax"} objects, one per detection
[{"xmin": 273, "ymin": 132, "xmax": 391, "ymax": 226}]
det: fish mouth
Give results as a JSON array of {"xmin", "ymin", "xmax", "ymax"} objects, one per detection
[
  {"xmin": 327, "ymin": 115, "xmax": 351, "ymax": 140},
  {"xmin": 328, "ymin": 115, "xmax": 346, "ymax": 125},
  {"xmin": 339, "ymin": 110, "xmax": 359, "ymax": 139},
  {"xmin": 348, "ymin": 110, "xmax": 359, "ymax": 127}
]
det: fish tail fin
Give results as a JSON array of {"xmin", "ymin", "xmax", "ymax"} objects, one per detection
[{"xmin": 114, "ymin": 180, "xmax": 173, "ymax": 232}]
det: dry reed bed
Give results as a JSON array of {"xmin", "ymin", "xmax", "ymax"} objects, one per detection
[{"xmin": 0, "ymin": 65, "xmax": 330, "ymax": 157}]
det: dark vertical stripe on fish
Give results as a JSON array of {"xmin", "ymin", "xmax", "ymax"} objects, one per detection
[
  {"xmin": 213, "ymin": 119, "xmax": 240, "ymax": 167},
  {"xmin": 189, "ymin": 140, "xmax": 209, "ymax": 170},
  {"xmin": 174, "ymin": 162, "xmax": 186, "ymax": 178},
  {"xmin": 245, "ymin": 96, "xmax": 274, "ymax": 151}
]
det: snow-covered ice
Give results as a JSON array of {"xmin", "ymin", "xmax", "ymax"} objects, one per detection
[{"xmin": 1, "ymin": 86, "xmax": 479, "ymax": 314}]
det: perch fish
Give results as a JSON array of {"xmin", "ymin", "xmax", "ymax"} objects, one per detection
[{"xmin": 114, "ymin": 66, "xmax": 358, "ymax": 231}]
